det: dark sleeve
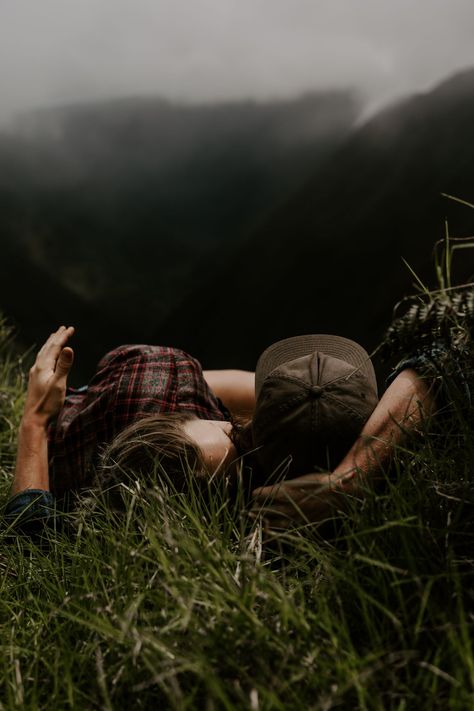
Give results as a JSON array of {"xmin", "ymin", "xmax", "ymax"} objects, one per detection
[
  {"xmin": 386, "ymin": 354, "xmax": 432, "ymax": 387},
  {"xmin": 3, "ymin": 490, "xmax": 56, "ymax": 536},
  {"xmin": 385, "ymin": 344, "xmax": 452, "ymax": 388}
]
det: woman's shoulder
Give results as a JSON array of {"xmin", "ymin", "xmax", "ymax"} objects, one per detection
[{"xmin": 95, "ymin": 344, "xmax": 191, "ymax": 369}]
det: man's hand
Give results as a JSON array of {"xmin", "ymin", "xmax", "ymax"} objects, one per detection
[
  {"xmin": 203, "ymin": 369, "xmax": 255, "ymax": 417},
  {"xmin": 251, "ymin": 470, "xmax": 358, "ymax": 530},
  {"xmin": 23, "ymin": 325, "xmax": 75, "ymax": 427}
]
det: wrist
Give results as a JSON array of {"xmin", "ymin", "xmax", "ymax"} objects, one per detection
[
  {"xmin": 20, "ymin": 414, "xmax": 50, "ymax": 432},
  {"xmin": 336, "ymin": 468, "xmax": 360, "ymax": 494}
]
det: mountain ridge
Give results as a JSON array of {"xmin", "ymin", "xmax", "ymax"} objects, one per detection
[
  {"xmin": 158, "ymin": 68, "xmax": 474, "ymax": 373},
  {"xmin": 0, "ymin": 89, "xmax": 359, "ymax": 379}
]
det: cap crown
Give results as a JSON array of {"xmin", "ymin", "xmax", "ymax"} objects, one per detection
[{"xmin": 252, "ymin": 351, "xmax": 378, "ymax": 478}]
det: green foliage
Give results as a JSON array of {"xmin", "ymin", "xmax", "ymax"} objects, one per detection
[
  {"xmin": 382, "ymin": 237, "xmax": 474, "ymax": 361},
  {"xmin": 0, "ymin": 315, "xmax": 25, "ymax": 490}
]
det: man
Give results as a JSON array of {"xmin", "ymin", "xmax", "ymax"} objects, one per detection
[{"xmin": 251, "ymin": 365, "xmax": 434, "ymax": 528}]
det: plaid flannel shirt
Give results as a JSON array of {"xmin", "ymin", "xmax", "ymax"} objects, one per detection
[{"xmin": 48, "ymin": 345, "xmax": 229, "ymax": 497}]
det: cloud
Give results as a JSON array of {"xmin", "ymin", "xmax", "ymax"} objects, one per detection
[{"xmin": 1, "ymin": 0, "xmax": 474, "ymax": 121}]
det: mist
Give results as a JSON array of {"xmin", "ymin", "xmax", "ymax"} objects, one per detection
[{"xmin": 1, "ymin": 0, "xmax": 474, "ymax": 123}]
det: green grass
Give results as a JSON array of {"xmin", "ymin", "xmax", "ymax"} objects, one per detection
[
  {"xmin": 2, "ymin": 313, "xmax": 474, "ymax": 709},
  {"xmin": 0, "ymin": 316, "xmax": 26, "ymax": 488}
]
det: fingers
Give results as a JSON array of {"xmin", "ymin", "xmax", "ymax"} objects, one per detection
[
  {"xmin": 252, "ymin": 484, "xmax": 276, "ymax": 499},
  {"xmin": 252, "ymin": 483, "xmax": 293, "ymax": 500},
  {"xmin": 55, "ymin": 346, "xmax": 74, "ymax": 377},
  {"xmin": 36, "ymin": 326, "xmax": 75, "ymax": 368},
  {"xmin": 252, "ymin": 487, "xmax": 292, "ymax": 509},
  {"xmin": 253, "ymin": 478, "xmax": 341, "ymax": 504},
  {"xmin": 248, "ymin": 509, "xmax": 291, "ymax": 532},
  {"xmin": 263, "ymin": 517, "xmax": 291, "ymax": 532},
  {"xmin": 251, "ymin": 502, "xmax": 292, "ymax": 517},
  {"xmin": 252, "ymin": 485, "xmax": 312, "ymax": 506},
  {"xmin": 41, "ymin": 326, "xmax": 75, "ymax": 351}
]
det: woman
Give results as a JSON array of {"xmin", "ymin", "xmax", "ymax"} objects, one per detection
[
  {"xmin": 6, "ymin": 325, "xmax": 435, "ymax": 531},
  {"xmin": 6, "ymin": 325, "xmax": 255, "ymax": 524}
]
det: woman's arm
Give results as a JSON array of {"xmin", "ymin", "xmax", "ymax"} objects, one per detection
[
  {"xmin": 251, "ymin": 368, "xmax": 436, "ymax": 529},
  {"xmin": 203, "ymin": 369, "xmax": 255, "ymax": 418},
  {"xmin": 11, "ymin": 326, "xmax": 75, "ymax": 495}
]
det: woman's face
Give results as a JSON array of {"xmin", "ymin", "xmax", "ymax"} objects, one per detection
[{"xmin": 183, "ymin": 418, "xmax": 237, "ymax": 476}]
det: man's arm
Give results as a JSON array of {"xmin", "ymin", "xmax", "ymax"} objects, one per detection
[
  {"xmin": 203, "ymin": 369, "xmax": 255, "ymax": 418},
  {"xmin": 11, "ymin": 326, "xmax": 75, "ymax": 495},
  {"xmin": 251, "ymin": 368, "xmax": 436, "ymax": 529},
  {"xmin": 333, "ymin": 367, "xmax": 436, "ymax": 483}
]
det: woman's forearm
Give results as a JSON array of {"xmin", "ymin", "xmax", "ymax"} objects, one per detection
[
  {"xmin": 11, "ymin": 419, "xmax": 50, "ymax": 495},
  {"xmin": 10, "ymin": 326, "xmax": 75, "ymax": 497}
]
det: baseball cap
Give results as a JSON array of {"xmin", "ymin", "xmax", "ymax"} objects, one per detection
[{"xmin": 252, "ymin": 335, "xmax": 378, "ymax": 479}]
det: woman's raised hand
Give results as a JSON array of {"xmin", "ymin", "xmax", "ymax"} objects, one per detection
[{"xmin": 23, "ymin": 326, "xmax": 75, "ymax": 427}]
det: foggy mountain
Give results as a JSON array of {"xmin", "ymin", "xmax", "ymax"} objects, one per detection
[
  {"xmin": 2, "ymin": 68, "xmax": 474, "ymax": 384},
  {"xmin": 0, "ymin": 90, "xmax": 358, "ymax": 380},
  {"xmin": 159, "ymin": 68, "xmax": 474, "ymax": 377}
]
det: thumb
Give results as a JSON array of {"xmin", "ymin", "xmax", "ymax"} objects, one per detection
[{"xmin": 56, "ymin": 347, "xmax": 74, "ymax": 377}]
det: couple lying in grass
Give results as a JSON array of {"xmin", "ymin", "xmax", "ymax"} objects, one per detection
[{"xmin": 6, "ymin": 323, "xmax": 435, "ymax": 533}]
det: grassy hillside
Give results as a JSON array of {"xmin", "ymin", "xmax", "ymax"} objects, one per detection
[{"xmin": 2, "ymin": 264, "xmax": 474, "ymax": 709}]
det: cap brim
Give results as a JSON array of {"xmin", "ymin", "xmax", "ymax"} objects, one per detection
[{"xmin": 255, "ymin": 334, "xmax": 377, "ymax": 398}]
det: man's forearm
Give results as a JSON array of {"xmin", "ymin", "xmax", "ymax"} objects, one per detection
[
  {"xmin": 11, "ymin": 419, "xmax": 50, "ymax": 495},
  {"xmin": 333, "ymin": 368, "xmax": 436, "ymax": 483}
]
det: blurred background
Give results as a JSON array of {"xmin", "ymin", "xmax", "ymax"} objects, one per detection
[{"xmin": 1, "ymin": 0, "xmax": 474, "ymax": 383}]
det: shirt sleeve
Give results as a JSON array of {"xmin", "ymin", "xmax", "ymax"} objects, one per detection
[
  {"xmin": 385, "ymin": 342, "xmax": 470, "ymax": 402},
  {"xmin": 3, "ymin": 489, "xmax": 56, "ymax": 535},
  {"xmin": 386, "ymin": 353, "xmax": 435, "ymax": 387}
]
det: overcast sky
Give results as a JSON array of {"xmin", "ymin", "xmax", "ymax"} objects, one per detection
[{"xmin": 1, "ymin": 0, "xmax": 474, "ymax": 123}]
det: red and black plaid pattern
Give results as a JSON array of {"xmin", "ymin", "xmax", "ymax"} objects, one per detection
[{"xmin": 48, "ymin": 345, "xmax": 229, "ymax": 496}]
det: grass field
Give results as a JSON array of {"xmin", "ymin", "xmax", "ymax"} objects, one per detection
[{"xmin": 1, "ymin": 309, "xmax": 474, "ymax": 711}]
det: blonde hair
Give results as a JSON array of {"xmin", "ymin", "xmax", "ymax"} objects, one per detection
[{"xmin": 98, "ymin": 412, "xmax": 206, "ymax": 491}]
